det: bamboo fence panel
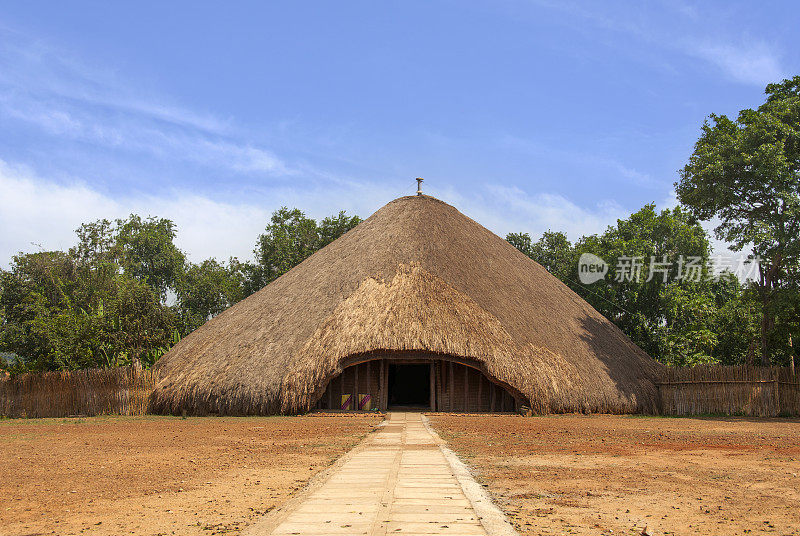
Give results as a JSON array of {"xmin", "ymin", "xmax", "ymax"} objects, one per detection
[
  {"xmin": 0, "ymin": 365, "xmax": 156, "ymax": 418},
  {"xmin": 778, "ymin": 367, "xmax": 800, "ymax": 416},
  {"xmin": 659, "ymin": 365, "xmax": 799, "ymax": 417}
]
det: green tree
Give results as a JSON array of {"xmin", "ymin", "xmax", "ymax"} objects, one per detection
[
  {"xmin": 658, "ymin": 283, "xmax": 720, "ymax": 367},
  {"xmin": 319, "ymin": 211, "xmax": 362, "ymax": 248},
  {"xmin": 0, "ymin": 251, "xmax": 176, "ymax": 371},
  {"xmin": 507, "ymin": 204, "xmax": 745, "ymax": 365},
  {"xmin": 677, "ymin": 76, "xmax": 800, "ymax": 364},
  {"xmin": 0, "ymin": 252, "xmax": 78, "ymax": 369},
  {"xmin": 506, "ymin": 232, "xmax": 534, "ymax": 257},
  {"xmin": 710, "ymin": 283, "xmax": 762, "ymax": 365},
  {"xmin": 253, "ymin": 208, "xmax": 320, "ymax": 287},
  {"xmin": 72, "ymin": 218, "xmax": 117, "ymax": 266},
  {"xmin": 226, "ymin": 256, "xmax": 265, "ymax": 300},
  {"xmin": 177, "ymin": 258, "xmax": 246, "ymax": 332},
  {"xmin": 571, "ymin": 205, "xmax": 713, "ymax": 361},
  {"xmin": 72, "ymin": 214, "xmax": 186, "ymax": 301},
  {"xmin": 106, "ymin": 275, "xmax": 177, "ymax": 367},
  {"xmin": 252, "ymin": 207, "xmax": 361, "ymax": 290},
  {"xmin": 507, "ymin": 230, "xmax": 575, "ymax": 281},
  {"xmin": 115, "ymin": 215, "xmax": 185, "ymax": 299}
]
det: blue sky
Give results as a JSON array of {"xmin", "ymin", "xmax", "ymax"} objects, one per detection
[{"xmin": 0, "ymin": 1, "xmax": 798, "ymax": 265}]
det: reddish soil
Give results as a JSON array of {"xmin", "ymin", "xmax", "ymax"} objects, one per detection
[
  {"xmin": 429, "ymin": 414, "xmax": 800, "ymax": 536},
  {"xmin": 0, "ymin": 413, "xmax": 382, "ymax": 536}
]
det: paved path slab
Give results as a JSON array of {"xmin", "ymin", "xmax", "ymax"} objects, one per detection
[{"xmin": 256, "ymin": 412, "xmax": 494, "ymax": 536}]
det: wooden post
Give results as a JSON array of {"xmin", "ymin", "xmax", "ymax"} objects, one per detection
[
  {"xmin": 463, "ymin": 366, "xmax": 469, "ymax": 412},
  {"xmin": 353, "ymin": 364, "xmax": 359, "ymax": 411},
  {"xmin": 434, "ymin": 361, "xmax": 444, "ymax": 411},
  {"xmin": 328, "ymin": 378, "xmax": 333, "ymax": 410},
  {"xmin": 490, "ymin": 381, "xmax": 496, "ymax": 412},
  {"xmin": 774, "ymin": 368, "xmax": 780, "ymax": 416},
  {"xmin": 366, "ymin": 360, "xmax": 371, "ymax": 409},
  {"xmin": 379, "ymin": 359, "xmax": 386, "ymax": 411},
  {"xmin": 477, "ymin": 373, "xmax": 483, "ymax": 413},
  {"xmin": 339, "ymin": 367, "xmax": 345, "ymax": 410},
  {"xmin": 385, "ymin": 360, "xmax": 389, "ymax": 410},
  {"xmin": 382, "ymin": 360, "xmax": 390, "ymax": 410},
  {"xmin": 383, "ymin": 361, "xmax": 391, "ymax": 410},
  {"xmin": 429, "ymin": 363, "xmax": 436, "ymax": 411},
  {"xmin": 449, "ymin": 361, "xmax": 455, "ymax": 412}
]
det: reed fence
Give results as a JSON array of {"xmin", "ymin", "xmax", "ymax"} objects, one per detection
[
  {"xmin": 659, "ymin": 365, "xmax": 800, "ymax": 417},
  {"xmin": 0, "ymin": 365, "xmax": 156, "ymax": 418}
]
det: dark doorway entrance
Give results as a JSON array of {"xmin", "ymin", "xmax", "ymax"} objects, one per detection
[{"xmin": 388, "ymin": 364, "xmax": 430, "ymax": 408}]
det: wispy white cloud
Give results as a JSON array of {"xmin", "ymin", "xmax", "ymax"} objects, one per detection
[
  {"xmin": 522, "ymin": 1, "xmax": 789, "ymax": 87},
  {"xmin": 0, "ymin": 26, "xmax": 229, "ymax": 133},
  {"xmin": 481, "ymin": 184, "xmax": 626, "ymax": 239},
  {"xmin": 686, "ymin": 40, "xmax": 785, "ymax": 86},
  {"xmin": 0, "ymin": 28, "xmax": 287, "ymax": 175},
  {"xmin": 431, "ymin": 183, "xmax": 627, "ymax": 242},
  {"xmin": 497, "ymin": 133, "xmax": 660, "ymax": 188},
  {"xmin": 0, "ymin": 92, "xmax": 288, "ymax": 174},
  {"xmin": 0, "ymin": 160, "xmax": 392, "ymax": 267}
]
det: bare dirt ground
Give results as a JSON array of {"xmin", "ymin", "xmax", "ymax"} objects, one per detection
[
  {"xmin": 0, "ymin": 413, "xmax": 382, "ymax": 536},
  {"xmin": 430, "ymin": 414, "xmax": 800, "ymax": 536}
]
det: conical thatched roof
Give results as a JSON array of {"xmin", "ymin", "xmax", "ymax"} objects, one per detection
[{"xmin": 151, "ymin": 195, "xmax": 662, "ymax": 415}]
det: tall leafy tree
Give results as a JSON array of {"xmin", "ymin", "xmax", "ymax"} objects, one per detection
[
  {"xmin": 177, "ymin": 259, "xmax": 246, "ymax": 332},
  {"xmin": 253, "ymin": 208, "xmax": 321, "ymax": 287},
  {"xmin": 507, "ymin": 230, "xmax": 575, "ymax": 281},
  {"xmin": 115, "ymin": 215, "xmax": 185, "ymax": 299},
  {"xmin": 677, "ymin": 76, "xmax": 800, "ymax": 364},
  {"xmin": 0, "ymin": 251, "xmax": 175, "ymax": 371},
  {"xmin": 0, "ymin": 252, "xmax": 77, "ymax": 368},
  {"xmin": 507, "ymin": 204, "xmax": 755, "ymax": 365},
  {"xmin": 226, "ymin": 256, "xmax": 265, "ymax": 300},
  {"xmin": 573, "ymin": 205, "xmax": 718, "ymax": 363},
  {"xmin": 319, "ymin": 211, "xmax": 362, "ymax": 248},
  {"xmin": 72, "ymin": 219, "xmax": 117, "ymax": 267},
  {"xmin": 711, "ymin": 283, "xmax": 762, "ymax": 365},
  {"xmin": 252, "ymin": 207, "xmax": 361, "ymax": 289},
  {"xmin": 72, "ymin": 215, "xmax": 186, "ymax": 301}
]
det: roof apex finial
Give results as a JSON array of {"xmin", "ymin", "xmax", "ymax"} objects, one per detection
[{"xmin": 416, "ymin": 177, "xmax": 424, "ymax": 196}]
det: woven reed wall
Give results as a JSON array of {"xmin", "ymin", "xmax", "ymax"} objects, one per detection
[
  {"xmin": 0, "ymin": 365, "xmax": 156, "ymax": 418},
  {"xmin": 436, "ymin": 361, "xmax": 516, "ymax": 412},
  {"xmin": 659, "ymin": 365, "xmax": 800, "ymax": 417},
  {"xmin": 318, "ymin": 361, "xmax": 382, "ymax": 410}
]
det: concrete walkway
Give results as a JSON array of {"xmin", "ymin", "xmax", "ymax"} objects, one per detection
[{"xmin": 261, "ymin": 412, "xmax": 494, "ymax": 536}]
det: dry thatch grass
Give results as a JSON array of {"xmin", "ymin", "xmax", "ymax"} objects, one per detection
[{"xmin": 150, "ymin": 195, "xmax": 662, "ymax": 415}]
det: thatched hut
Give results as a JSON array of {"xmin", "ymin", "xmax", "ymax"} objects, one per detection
[{"xmin": 151, "ymin": 195, "xmax": 662, "ymax": 415}]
